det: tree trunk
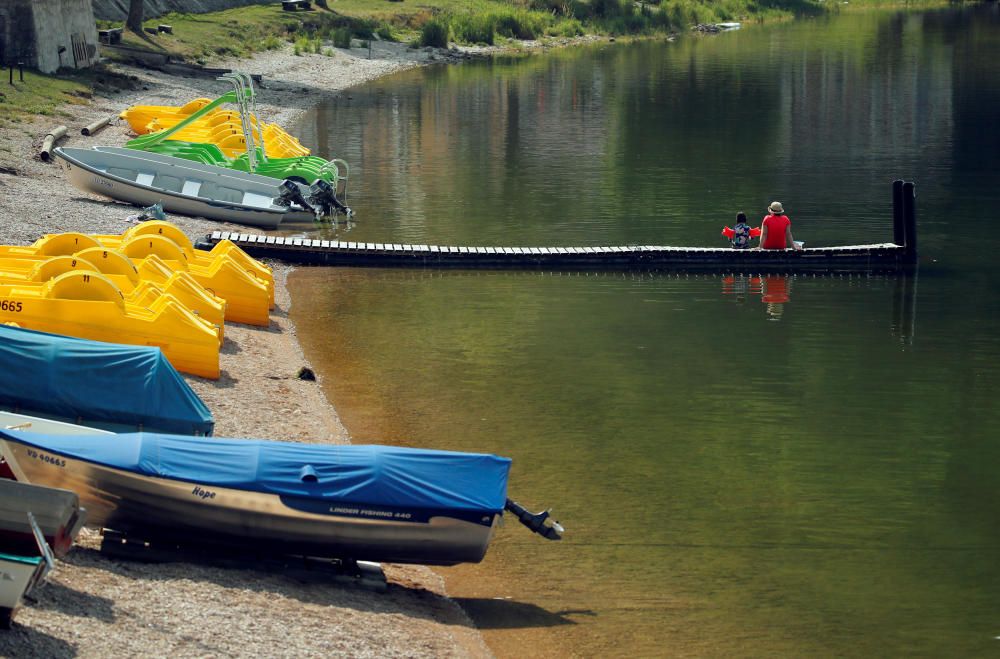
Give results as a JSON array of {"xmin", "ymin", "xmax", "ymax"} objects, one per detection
[{"xmin": 126, "ymin": 0, "xmax": 144, "ymax": 33}]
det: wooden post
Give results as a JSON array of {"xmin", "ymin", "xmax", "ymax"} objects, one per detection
[
  {"xmin": 892, "ymin": 179, "xmax": 906, "ymax": 247},
  {"xmin": 901, "ymin": 181, "xmax": 917, "ymax": 262},
  {"xmin": 39, "ymin": 126, "xmax": 68, "ymax": 162},
  {"xmin": 81, "ymin": 116, "xmax": 114, "ymax": 136}
]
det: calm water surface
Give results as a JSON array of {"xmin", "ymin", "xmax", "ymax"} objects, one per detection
[{"xmin": 288, "ymin": 6, "xmax": 1000, "ymax": 656}]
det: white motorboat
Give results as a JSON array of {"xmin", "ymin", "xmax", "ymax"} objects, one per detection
[
  {"xmin": 0, "ymin": 513, "xmax": 55, "ymax": 629},
  {"xmin": 53, "ymin": 146, "xmax": 318, "ymax": 229}
]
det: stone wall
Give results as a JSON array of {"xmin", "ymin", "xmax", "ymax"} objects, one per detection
[
  {"xmin": 0, "ymin": 0, "xmax": 98, "ymax": 73},
  {"xmin": 92, "ymin": 0, "xmax": 277, "ymax": 22}
]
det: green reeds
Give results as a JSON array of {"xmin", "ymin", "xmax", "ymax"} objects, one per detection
[{"xmin": 420, "ymin": 18, "xmax": 450, "ymax": 48}]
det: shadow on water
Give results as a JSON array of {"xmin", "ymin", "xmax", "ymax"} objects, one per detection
[{"xmin": 453, "ymin": 597, "xmax": 585, "ymax": 629}]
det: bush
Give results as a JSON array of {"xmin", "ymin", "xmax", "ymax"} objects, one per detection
[
  {"xmin": 546, "ymin": 18, "xmax": 584, "ymax": 37},
  {"xmin": 376, "ymin": 24, "xmax": 397, "ymax": 42},
  {"xmin": 261, "ymin": 35, "xmax": 283, "ymax": 50},
  {"xmin": 420, "ymin": 18, "xmax": 449, "ymax": 48},
  {"xmin": 493, "ymin": 9, "xmax": 548, "ymax": 40},
  {"xmin": 452, "ymin": 14, "xmax": 495, "ymax": 45},
  {"xmin": 332, "ymin": 26, "xmax": 353, "ymax": 48}
]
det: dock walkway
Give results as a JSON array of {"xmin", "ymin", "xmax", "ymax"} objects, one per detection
[{"xmin": 197, "ymin": 232, "xmax": 909, "ymax": 272}]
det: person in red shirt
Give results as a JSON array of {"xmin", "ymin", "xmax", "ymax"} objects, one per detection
[{"xmin": 759, "ymin": 201, "xmax": 803, "ymax": 250}]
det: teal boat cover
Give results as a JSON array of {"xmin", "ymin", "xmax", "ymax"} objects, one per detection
[
  {"xmin": 0, "ymin": 430, "xmax": 511, "ymax": 512},
  {"xmin": 0, "ymin": 325, "xmax": 213, "ymax": 436}
]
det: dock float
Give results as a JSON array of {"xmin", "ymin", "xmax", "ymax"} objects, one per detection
[{"xmin": 195, "ymin": 181, "xmax": 918, "ymax": 273}]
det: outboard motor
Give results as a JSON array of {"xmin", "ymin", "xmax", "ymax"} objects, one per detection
[
  {"xmin": 505, "ymin": 498, "xmax": 564, "ymax": 541},
  {"xmin": 309, "ymin": 179, "xmax": 352, "ymax": 217},
  {"xmin": 277, "ymin": 179, "xmax": 316, "ymax": 216}
]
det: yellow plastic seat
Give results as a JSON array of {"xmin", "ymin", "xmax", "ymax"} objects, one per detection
[
  {"xmin": 0, "ymin": 270, "xmax": 220, "ymax": 379},
  {"xmin": 115, "ymin": 235, "xmax": 270, "ymax": 327},
  {"xmin": 120, "ymin": 98, "xmax": 213, "ymax": 135},
  {"xmin": 92, "ymin": 221, "xmax": 274, "ymax": 308},
  {"xmin": 0, "ymin": 253, "xmax": 226, "ymax": 338},
  {"xmin": 21, "ymin": 227, "xmax": 269, "ymax": 326}
]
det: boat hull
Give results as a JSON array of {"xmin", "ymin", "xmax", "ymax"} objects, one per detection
[
  {"xmin": 0, "ymin": 474, "xmax": 86, "ymax": 559},
  {"xmin": 0, "ymin": 437, "xmax": 500, "ymax": 566},
  {"xmin": 54, "ymin": 148, "xmax": 315, "ymax": 229},
  {"xmin": 0, "ymin": 554, "xmax": 46, "ymax": 628}
]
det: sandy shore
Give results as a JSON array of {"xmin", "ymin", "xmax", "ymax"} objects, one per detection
[{"xmin": 0, "ymin": 40, "xmax": 492, "ymax": 658}]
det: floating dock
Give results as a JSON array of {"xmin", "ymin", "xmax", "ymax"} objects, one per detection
[{"xmin": 194, "ymin": 181, "xmax": 918, "ymax": 273}]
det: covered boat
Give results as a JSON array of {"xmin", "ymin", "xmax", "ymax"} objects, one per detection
[
  {"xmin": 0, "ymin": 325, "xmax": 214, "ymax": 435},
  {"xmin": 0, "ymin": 429, "xmax": 537, "ymax": 566}
]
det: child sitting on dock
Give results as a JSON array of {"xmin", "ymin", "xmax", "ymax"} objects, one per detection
[{"xmin": 722, "ymin": 212, "xmax": 761, "ymax": 249}]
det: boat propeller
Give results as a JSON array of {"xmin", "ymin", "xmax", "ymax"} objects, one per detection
[
  {"xmin": 505, "ymin": 498, "xmax": 564, "ymax": 541},
  {"xmin": 308, "ymin": 179, "xmax": 352, "ymax": 218},
  {"xmin": 277, "ymin": 179, "xmax": 317, "ymax": 216}
]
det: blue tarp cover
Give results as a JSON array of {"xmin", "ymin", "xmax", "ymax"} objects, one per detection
[
  {"xmin": 0, "ymin": 430, "xmax": 511, "ymax": 512},
  {"xmin": 0, "ymin": 325, "xmax": 214, "ymax": 436}
]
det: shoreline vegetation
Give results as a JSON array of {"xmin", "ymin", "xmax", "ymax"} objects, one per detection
[{"xmin": 0, "ymin": 0, "xmax": 956, "ymax": 125}]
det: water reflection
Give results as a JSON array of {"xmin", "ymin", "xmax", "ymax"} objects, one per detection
[
  {"xmin": 288, "ymin": 4, "xmax": 1000, "ymax": 657},
  {"xmin": 721, "ymin": 274, "xmax": 793, "ymax": 319}
]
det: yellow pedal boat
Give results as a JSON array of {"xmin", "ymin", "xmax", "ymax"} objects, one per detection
[
  {"xmin": 90, "ymin": 221, "xmax": 274, "ymax": 308},
  {"xmin": 0, "ymin": 270, "xmax": 221, "ymax": 379},
  {"xmin": 4, "ymin": 232, "xmax": 270, "ymax": 326},
  {"xmin": 0, "ymin": 251, "xmax": 226, "ymax": 333},
  {"xmin": 121, "ymin": 100, "xmax": 309, "ymax": 158}
]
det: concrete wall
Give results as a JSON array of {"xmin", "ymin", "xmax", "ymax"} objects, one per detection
[
  {"xmin": 0, "ymin": 0, "xmax": 98, "ymax": 73},
  {"xmin": 92, "ymin": 0, "xmax": 276, "ymax": 22},
  {"xmin": 34, "ymin": 0, "xmax": 100, "ymax": 73}
]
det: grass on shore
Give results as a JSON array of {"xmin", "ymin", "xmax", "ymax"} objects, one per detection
[
  {"xmin": 0, "ymin": 67, "xmax": 139, "ymax": 126},
  {"xmin": 98, "ymin": 0, "xmax": 852, "ymax": 64}
]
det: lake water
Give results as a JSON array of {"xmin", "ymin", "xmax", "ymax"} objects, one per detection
[{"xmin": 288, "ymin": 5, "xmax": 1000, "ymax": 657}]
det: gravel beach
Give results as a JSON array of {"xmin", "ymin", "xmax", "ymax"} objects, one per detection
[{"xmin": 0, "ymin": 40, "xmax": 492, "ymax": 658}]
